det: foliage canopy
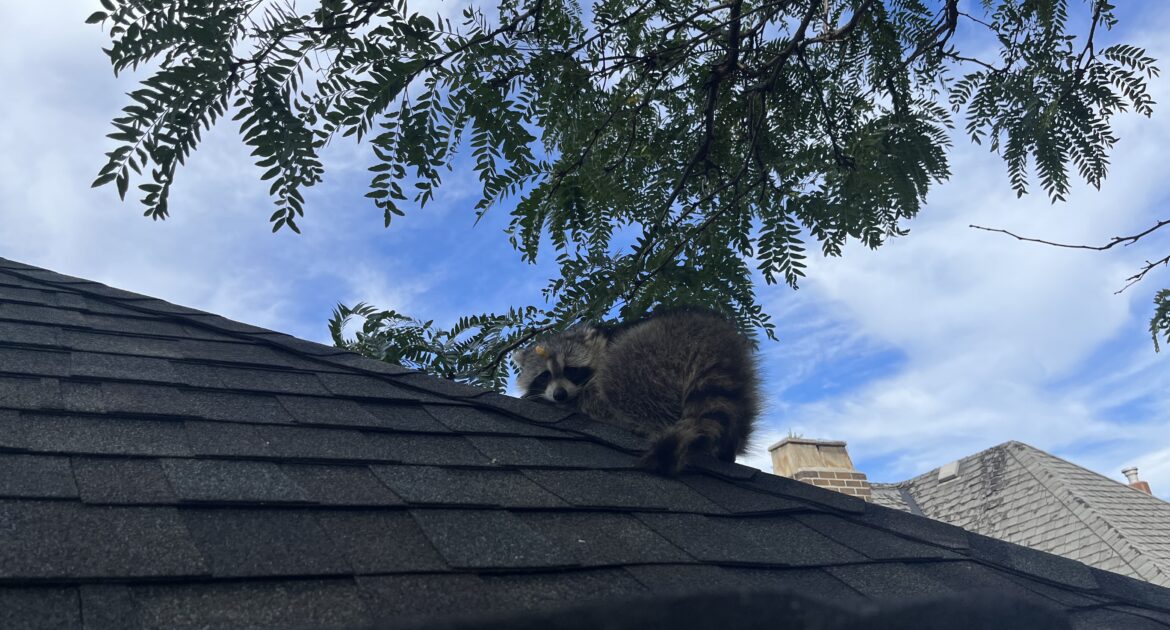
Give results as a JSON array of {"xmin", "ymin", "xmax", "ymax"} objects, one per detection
[{"xmin": 90, "ymin": 0, "xmax": 1163, "ymax": 388}]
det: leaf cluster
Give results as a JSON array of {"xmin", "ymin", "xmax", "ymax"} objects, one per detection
[{"xmin": 91, "ymin": 0, "xmax": 1161, "ymax": 387}]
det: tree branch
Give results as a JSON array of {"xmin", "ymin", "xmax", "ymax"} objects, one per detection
[{"xmin": 969, "ymin": 218, "xmax": 1170, "ymax": 251}]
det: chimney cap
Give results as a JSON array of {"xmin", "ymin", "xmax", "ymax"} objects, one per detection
[
  {"xmin": 1122, "ymin": 467, "xmax": 1140, "ymax": 484},
  {"xmin": 767, "ymin": 437, "xmax": 847, "ymax": 452}
]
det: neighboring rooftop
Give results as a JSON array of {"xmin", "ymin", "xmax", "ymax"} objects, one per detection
[
  {"xmin": 1, "ymin": 256, "xmax": 1169, "ymax": 629},
  {"xmin": 872, "ymin": 441, "xmax": 1170, "ymax": 587}
]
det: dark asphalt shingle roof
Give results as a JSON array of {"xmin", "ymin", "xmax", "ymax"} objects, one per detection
[{"xmin": 1, "ymin": 256, "xmax": 1169, "ymax": 629}]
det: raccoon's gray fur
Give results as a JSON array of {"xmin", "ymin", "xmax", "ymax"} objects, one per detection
[{"xmin": 512, "ymin": 309, "xmax": 759, "ymax": 474}]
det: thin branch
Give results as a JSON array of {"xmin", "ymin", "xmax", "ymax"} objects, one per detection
[
  {"xmin": 969, "ymin": 218, "xmax": 1170, "ymax": 251},
  {"xmin": 1118, "ymin": 255, "xmax": 1170, "ymax": 294}
]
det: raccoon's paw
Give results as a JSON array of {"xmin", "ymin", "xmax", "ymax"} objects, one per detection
[
  {"xmin": 640, "ymin": 433, "xmax": 686, "ymax": 476},
  {"xmin": 640, "ymin": 427, "xmax": 718, "ymax": 476}
]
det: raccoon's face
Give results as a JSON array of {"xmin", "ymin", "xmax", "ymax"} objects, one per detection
[{"xmin": 513, "ymin": 326, "xmax": 607, "ymax": 404}]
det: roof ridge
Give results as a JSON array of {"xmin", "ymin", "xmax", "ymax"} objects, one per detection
[
  {"xmin": 1005, "ymin": 445, "xmax": 1151, "ymax": 581},
  {"xmin": 0, "ymin": 258, "xmax": 661, "ymax": 460},
  {"xmin": 1010, "ymin": 445, "xmax": 1170, "ymax": 586}
]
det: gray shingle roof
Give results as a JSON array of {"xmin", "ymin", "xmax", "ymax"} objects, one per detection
[
  {"xmin": 1, "ymin": 256, "xmax": 1169, "ymax": 629},
  {"xmin": 874, "ymin": 441, "xmax": 1170, "ymax": 587}
]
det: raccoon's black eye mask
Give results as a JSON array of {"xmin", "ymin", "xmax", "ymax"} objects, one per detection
[
  {"xmin": 524, "ymin": 371, "xmax": 551, "ymax": 399},
  {"xmin": 563, "ymin": 366, "xmax": 593, "ymax": 385}
]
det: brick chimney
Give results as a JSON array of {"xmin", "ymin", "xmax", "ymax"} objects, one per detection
[
  {"xmin": 1122, "ymin": 466, "xmax": 1152, "ymax": 495},
  {"xmin": 768, "ymin": 437, "xmax": 872, "ymax": 501}
]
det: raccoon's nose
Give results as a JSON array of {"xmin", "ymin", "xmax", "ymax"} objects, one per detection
[{"xmin": 552, "ymin": 387, "xmax": 568, "ymax": 402}]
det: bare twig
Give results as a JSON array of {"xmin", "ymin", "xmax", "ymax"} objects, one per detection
[
  {"xmin": 1119, "ymin": 255, "xmax": 1170, "ymax": 294},
  {"xmin": 969, "ymin": 219, "xmax": 1170, "ymax": 251},
  {"xmin": 971, "ymin": 219, "xmax": 1170, "ymax": 295}
]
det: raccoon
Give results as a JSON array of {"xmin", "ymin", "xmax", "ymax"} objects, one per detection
[{"xmin": 513, "ymin": 309, "xmax": 759, "ymax": 474}]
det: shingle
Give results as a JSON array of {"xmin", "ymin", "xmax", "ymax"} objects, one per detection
[
  {"xmin": 0, "ymin": 587, "xmax": 82, "ymax": 630},
  {"xmin": 315, "ymin": 511, "xmax": 447, "ymax": 573},
  {"xmin": 180, "ymin": 314, "xmax": 273, "ymax": 335},
  {"xmin": 371, "ymin": 465, "xmax": 565, "ymax": 508},
  {"xmin": 793, "ymin": 513, "xmax": 960, "ymax": 560},
  {"xmin": 280, "ymin": 396, "xmax": 449, "ymax": 433},
  {"xmin": 681, "ymin": 474, "xmax": 807, "ymax": 514},
  {"xmin": 59, "ymin": 330, "xmax": 181, "ymax": 358},
  {"xmin": 913, "ymin": 561, "xmax": 1060, "ymax": 611},
  {"xmin": 0, "ymin": 321, "xmax": 60, "ymax": 347},
  {"xmin": 100, "ymin": 383, "xmax": 192, "ymax": 416},
  {"xmin": 278, "ymin": 395, "xmax": 382, "ymax": 427},
  {"xmin": 1069, "ymin": 607, "xmax": 1167, "ymax": 630},
  {"xmin": 412, "ymin": 509, "xmax": 577, "ymax": 569},
  {"xmin": 468, "ymin": 436, "xmax": 640, "ymax": 469},
  {"xmin": 253, "ymin": 425, "xmax": 374, "ymax": 461},
  {"xmin": 825, "ymin": 564, "xmax": 954, "ymax": 601},
  {"xmin": 108, "ymin": 579, "xmax": 374, "ymax": 630},
  {"xmin": 0, "ymin": 266, "xmax": 94, "ymax": 284},
  {"xmin": 79, "ymin": 315, "xmax": 190, "ymax": 339},
  {"xmin": 280, "ymin": 464, "xmax": 404, "ymax": 506},
  {"xmin": 723, "ymin": 567, "xmax": 870, "ymax": 607},
  {"xmin": 72, "ymin": 457, "xmax": 177, "ymax": 505},
  {"xmin": 0, "ymin": 266, "xmax": 45, "ymax": 281},
  {"xmin": 0, "ymin": 347, "xmax": 69, "ymax": 377},
  {"xmin": 685, "ymin": 454, "xmax": 760, "ymax": 480},
  {"xmin": 0, "ymin": 413, "xmax": 191, "ymax": 457},
  {"xmin": 69, "ymin": 352, "xmax": 178, "ymax": 382},
  {"xmin": 0, "ymin": 302, "xmax": 87, "ymax": 327},
  {"xmin": 478, "ymin": 569, "xmax": 649, "ymax": 611},
  {"xmin": 160, "ymin": 459, "xmax": 310, "ymax": 504},
  {"xmin": 315, "ymin": 372, "xmax": 444, "ymax": 401},
  {"xmin": 472, "ymin": 392, "xmax": 575, "ymax": 423},
  {"xmin": 425, "ymin": 404, "xmax": 566, "ymax": 437},
  {"xmin": 859, "ymin": 503, "xmax": 971, "ymax": 550},
  {"xmin": 182, "ymin": 390, "xmax": 293, "ymax": 424},
  {"xmin": 248, "ymin": 331, "xmax": 348, "ymax": 354},
  {"xmin": 358, "ymin": 574, "xmax": 493, "ymax": 620},
  {"xmin": 1091, "ymin": 568, "xmax": 1170, "ymax": 609},
  {"xmin": 552, "ymin": 415, "xmax": 648, "ymax": 451},
  {"xmin": 519, "ymin": 512, "xmax": 691, "ymax": 566},
  {"xmin": 624, "ymin": 564, "xmax": 864, "ymax": 606},
  {"xmin": 364, "ymin": 432, "xmax": 491, "ymax": 466},
  {"xmin": 0, "ymin": 285, "xmax": 59, "ymax": 306},
  {"xmin": 0, "ymin": 376, "xmax": 59, "ymax": 410},
  {"xmin": 523, "ymin": 470, "xmax": 724, "ymax": 512},
  {"xmin": 58, "ymin": 381, "xmax": 105, "ymax": 413},
  {"xmin": 183, "ymin": 420, "xmax": 274, "ymax": 457},
  {"xmin": 179, "ymin": 364, "xmax": 330, "ymax": 396},
  {"xmin": 0, "ymin": 454, "xmax": 77, "ymax": 498},
  {"xmin": 622, "ymin": 565, "xmax": 748, "ymax": 595},
  {"xmin": 360, "ymin": 402, "xmax": 451, "ymax": 432},
  {"xmin": 391, "ymin": 372, "xmax": 488, "ymax": 398},
  {"xmin": 1000, "ymin": 571, "xmax": 1110, "ymax": 609},
  {"xmin": 76, "ymin": 585, "xmax": 140, "ymax": 630},
  {"xmin": 169, "ymin": 362, "xmax": 228, "ymax": 388},
  {"xmin": 71, "ymin": 295, "xmax": 158, "ymax": 317},
  {"xmin": 0, "ymin": 501, "xmax": 207, "ymax": 579},
  {"xmin": 969, "ymin": 532, "xmax": 1098, "ymax": 589},
  {"xmin": 1106, "ymin": 606, "xmax": 1170, "ymax": 627},
  {"xmin": 634, "ymin": 513, "xmax": 867, "ymax": 566},
  {"xmin": 179, "ymin": 509, "xmax": 350, "ymax": 577},
  {"xmin": 743, "ymin": 469, "xmax": 867, "ymax": 514},
  {"xmin": 322, "ymin": 352, "xmax": 413, "ymax": 374},
  {"xmin": 176, "ymin": 339, "xmax": 298, "ymax": 366}
]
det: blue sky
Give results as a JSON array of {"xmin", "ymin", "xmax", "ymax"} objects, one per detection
[{"xmin": 1, "ymin": 1, "xmax": 1168, "ymax": 499}]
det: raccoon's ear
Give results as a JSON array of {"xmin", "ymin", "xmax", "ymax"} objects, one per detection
[
  {"xmin": 583, "ymin": 326, "xmax": 611, "ymax": 346},
  {"xmin": 510, "ymin": 348, "xmax": 529, "ymax": 369}
]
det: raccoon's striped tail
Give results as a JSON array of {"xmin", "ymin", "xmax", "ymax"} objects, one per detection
[{"xmin": 640, "ymin": 384, "xmax": 742, "ymax": 476}]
